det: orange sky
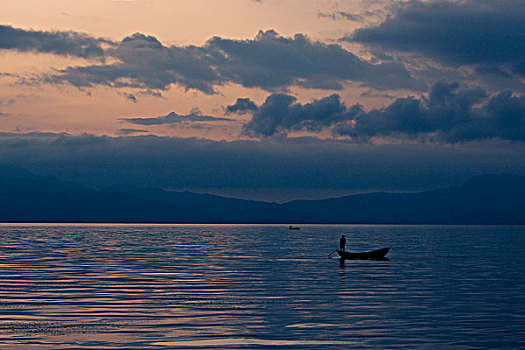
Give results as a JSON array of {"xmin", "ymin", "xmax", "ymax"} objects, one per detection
[
  {"xmin": 0, "ymin": 0, "xmax": 401, "ymax": 139},
  {"xmin": 1, "ymin": 0, "xmax": 525, "ymax": 199}
]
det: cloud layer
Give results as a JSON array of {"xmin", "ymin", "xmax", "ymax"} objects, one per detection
[
  {"xmin": 243, "ymin": 82, "xmax": 525, "ymax": 142},
  {"xmin": 349, "ymin": 0, "xmax": 525, "ymax": 76},
  {"xmin": 1, "ymin": 133, "xmax": 525, "ymax": 198},
  {"xmin": 19, "ymin": 28, "xmax": 418, "ymax": 93},
  {"xmin": 225, "ymin": 98, "xmax": 259, "ymax": 114},
  {"xmin": 243, "ymin": 93, "xmax": 358, "ymax": 136},
  {"xmin": 125, "ymin": 110, "xmax": 231, "ymax": 125},
  {"xmin": 0, "ymin": 24, "xmax": 110, "ymax": 58}
]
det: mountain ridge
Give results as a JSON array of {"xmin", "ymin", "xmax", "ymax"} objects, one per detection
[{"xmin": 1, "ymin": 169, "xmax": 524, "ymax": 224}]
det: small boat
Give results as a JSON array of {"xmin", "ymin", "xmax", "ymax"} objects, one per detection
[
  {"xmin": 337, "ymin": 247, "xmax": 390, "ymax": 260},
  {"xmin": 288, "ymin": 226, "xmax": 300, "ymax": 230}
]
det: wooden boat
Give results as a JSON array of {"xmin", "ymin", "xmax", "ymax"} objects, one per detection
[{"xmin": 337, "ymin": 247, "xmax": 390, "ymax": 260}]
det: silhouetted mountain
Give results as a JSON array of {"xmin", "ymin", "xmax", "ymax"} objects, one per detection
[
  {"xmin": 282, "ymin": 174, "xmax": 525, "ymax": 224},
  {"xmin": 0, "ymin": 168, "xmax": 524, "ymax": 224},
  {"xmin": 0, "ymin": 171, "xmax": 288, "ymax": 223}
]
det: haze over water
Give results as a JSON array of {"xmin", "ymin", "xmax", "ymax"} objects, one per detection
[{"xmin": 0, "ymin": 224, "xmax": 523, "ymax": 349}]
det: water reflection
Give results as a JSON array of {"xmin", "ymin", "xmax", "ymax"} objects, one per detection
[
  {"xmin": 339, "ymin": 257, "xmax": 346, "ymax": 269},
  {"xmin": 0, "ymin": 224, "xmax": 523, "ymax": 349}
]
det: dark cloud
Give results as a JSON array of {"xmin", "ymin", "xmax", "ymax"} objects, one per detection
[
  {"xmin": 116, "ymin": 128, "xmax": 148, "ymax": 135},
  {"xmin": 124, "ymin": 109, "xmax": 231, "ymax": 125},
  {"xmin": 244, "ymin": 93, "xmax": 359, "ymax": 136},
  {"xmin": 318, "ymin": 11, "xmax": 363, "ymax": 22},
  {"xmin": 360, "ymin": 90, "xmax": 394, "ymax": 99},
  {"xmin": 348, "ymin": 1, "xmax": 525, "ymax": 76},
  {"xmin": 1, "ymin": 133, "xmax": 525, "ymax": 201},
  {"xmin": 243, "ymin": 82, "xmax": 525, "ymax": 142},
  {"xmin": 123, "ymin": 93, "xmax": 137, "ymax": 103},
  {"xmin": 339, "ymin": 82, "xmax": 525, "ymax": 142},
  {"xmin": 0, "ymin": 131, "xmax": 65, "ymax": 139},
  {"xmin": 207, "ymin": 30, "xmax": 419, "ymax": 91},
  {"xmin": 44, "ymin": 29, "xmax": 419, "ymax": 93},
  {"xmin": 0, "ymin": 24, "xmax": 111, "ymax": 58},
  {"xmin": 225, "ymin": 98, "xmax": 258, "ymax": 114},
  {"xmin": 40, "ymin": 32, "xmax": 220, "ymax": 93}
]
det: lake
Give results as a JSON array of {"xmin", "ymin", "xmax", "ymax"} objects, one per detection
[{"xmin": 0, "ymin": 224, "xmax": 523, "ymax": 349}]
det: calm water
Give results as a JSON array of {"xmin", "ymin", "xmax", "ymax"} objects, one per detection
[{"xmin": 0, "ymin": 224, "xmax": 523, "ymax": 349}]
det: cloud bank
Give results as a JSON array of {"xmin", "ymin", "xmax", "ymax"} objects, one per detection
[
  {"xmin": 243, "ymin": 82, "xmax": 525, "ymax": 142},
  {"xmin": 0, "ymin": 24, "xmax": 110, "ymax": 58},
  {"xmin": 22, "ymin": 29, "xmax": 418, "ymax": 93},
  {"xmin": 225, "ymin": 98, "xmax": 259, "ymax": 114},
  {"xmin": 1, "ymin": 133, "xmax": 525, "ymax": 198},
  {"xmin": 349, "ymin": 0, "xmax": 525, "ymax": 76},
  {"xmin": 243, "ymin": 93, "xmax": 358, "ymax": 136}
]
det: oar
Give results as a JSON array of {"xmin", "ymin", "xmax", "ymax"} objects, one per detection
[{"xmin": 328, "ymin": 248, "xmax": 338, "ymax": 259}]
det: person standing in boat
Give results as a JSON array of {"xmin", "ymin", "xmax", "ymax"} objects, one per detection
[{"xmin": 339, "ymin": 234, "xmax": 346, "ymax": 252}]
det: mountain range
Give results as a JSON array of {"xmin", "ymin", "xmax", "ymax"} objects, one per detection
[{"xmin": 1, "ymin": 166, "xmax": 524, "ymax": 224}]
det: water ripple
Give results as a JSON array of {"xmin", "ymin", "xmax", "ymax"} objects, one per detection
[{"xmin": 0, "ymin": 224, "xmax": 523, "ymax": 348}]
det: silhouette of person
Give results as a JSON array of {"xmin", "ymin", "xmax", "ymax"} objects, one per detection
[{"xmin": 339, "ymin": 234, "xmax": 346, "ymax": 252}]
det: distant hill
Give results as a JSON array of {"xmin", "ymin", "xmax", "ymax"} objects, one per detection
[
  {"xmin": 0, "ymin": 169, "xmax": 524, "ymax": 224},
  {"xmin": 282, "ymin": 174, "xmax": 525, "ymax": 224}
]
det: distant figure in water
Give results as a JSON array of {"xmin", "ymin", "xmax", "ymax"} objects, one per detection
[{"xmin": 339, "ymin": 234, "xmax": 346, "ymax": 252}]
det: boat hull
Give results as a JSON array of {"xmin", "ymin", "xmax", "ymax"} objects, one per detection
[{"xmin": 337, "ymin": 247, "xmax": 390, "ymax": 260}]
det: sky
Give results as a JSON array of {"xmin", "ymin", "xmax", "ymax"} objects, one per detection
[{"xmin": 1, "ymin": 0, "xmax": 524, "ymax": 201}]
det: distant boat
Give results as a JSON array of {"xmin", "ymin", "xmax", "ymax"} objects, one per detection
[
  {"xmin": 288, "ymin": 225, "xmax": 301, "ymax": 230},
  {"xmin": 337, "ymin": 247, "xmax": 390, "ymax": 260}
]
